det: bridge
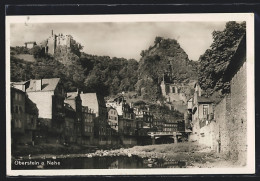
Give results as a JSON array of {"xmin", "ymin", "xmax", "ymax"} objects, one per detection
[
  {"xmin": 147, "ymin": 131, "xmax": 182, "ymax": 136},
  {"xmin": 147, "ymin": 131, "xmax": 183, "ymax": 144}
]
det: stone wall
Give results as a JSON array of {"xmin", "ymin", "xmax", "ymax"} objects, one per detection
[
  {"xmin": 214, "ymin": 95, "xmax": 231, "ymax": 154},
  {"xmin": 203, "ymin": 62, "xmax": 247, "ymax": 165},
  {"xmin": 229, "ymin": 62, "xmax": 247, "ymax": 165}
]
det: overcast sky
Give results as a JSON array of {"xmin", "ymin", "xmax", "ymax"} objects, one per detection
[{"xmin": 10, "ymin": 22, "xmax": 227, "ymax": 61}]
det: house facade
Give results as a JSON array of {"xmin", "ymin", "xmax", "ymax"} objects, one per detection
[
  {"xmin": 80, "ymin": 93, "xmax": 109, "ymax": 145},
  {"xmin": 107, "ymin": 107, "xmax": 119, "ymax": 132},
  {"xmin": 64, "ymin": 103, "xmax": 76, "ymax": 144},
  {"xmin": 11, "ymin": 88, "xmax": 26, "ymax": 143},
  {"xmin": 25, "ymin": 78, "xmax": 66, "ymax": 143},
  {"xmin": 65, "ymin": 91, "xmax": 82, "ymax": 143},
  {"xmin": 189, "ymin": 83, "xmax": 214, "ymax": 144},
  {"xmin": 11, "ymin": 87, "xmax": 38, "ymax": 145},
  {"xmin": 118, "ymin": 104, "xmax": 137, "ymax": 145},
  {"xmin": 81, "ymin": 106, "xmax": 95, "ymax": 145}
]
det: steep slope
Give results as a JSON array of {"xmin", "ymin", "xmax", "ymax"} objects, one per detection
[{"xmin": 136, "ymin": 37, "xmax": 198, "ymax": 102}]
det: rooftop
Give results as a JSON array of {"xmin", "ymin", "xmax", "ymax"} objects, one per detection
[
  {"xmin": 26, "ymin": 78, "xmax": 60, "ymax": 92},
  {"xmin": 25, "ymin": 41, "xmax": 36, "ymax": 44},
  {"xmin": 66, "ymin": 92, "xmax": 78, "ymax": 99},
  {"xmin": 197, "ymin": 96, "xmax": 214, "ymax": 103}
]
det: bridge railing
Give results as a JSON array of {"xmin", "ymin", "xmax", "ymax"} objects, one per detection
[{"xmin": 147, "ymin": 131, "xmax": 182, "ymax": 136}]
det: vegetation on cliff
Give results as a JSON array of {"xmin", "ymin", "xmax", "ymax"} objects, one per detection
[
  {"xmin": 136, "ymin": 37, "xmax": 198, "ymax": 102},
  {"xmin": 198, "ymin": 21, "xmax": 246, "ymax": 96}
]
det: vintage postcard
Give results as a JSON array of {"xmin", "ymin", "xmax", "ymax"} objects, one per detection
[{"xmin": 6, "ymin": 13, "xmax": 255, "ymax": 176}]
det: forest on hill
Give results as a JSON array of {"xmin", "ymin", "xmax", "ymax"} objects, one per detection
[
  {"xmin": 11, "ymin": 49, "xmax": 138, "ymax": 97},
  {"xmin": 10, "ymin": 35, "xmax": 198, "ymax": 101}
]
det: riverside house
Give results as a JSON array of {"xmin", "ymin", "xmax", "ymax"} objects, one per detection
[
  {"xmin": 81, "ymin": 106, "xmax": 95, "ymax": 145},
  {"xmin": 80, "ymin": 93, "xmax": 110, "ymax": 145},
  {"xmin": 25, "ymin": 78, "xmax": 66, "ymax": 143},
  {"xmin": 65, "ymin": 91, "xmax": 82, "ymax": 144},
  {"xmin": 11, "ymin": 87, "xmax": 38, "ymax": 145}
]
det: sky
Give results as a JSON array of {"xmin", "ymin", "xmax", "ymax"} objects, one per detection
[{"xmin": 10, "ymin": 22, "xmax": 227, "ymax": 61}]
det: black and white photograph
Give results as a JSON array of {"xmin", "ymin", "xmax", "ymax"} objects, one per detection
[{"xmin": 6, "ymin": 14, "xmax": 255, "ymax": 175}]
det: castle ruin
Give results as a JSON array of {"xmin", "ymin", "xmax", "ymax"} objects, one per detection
[{"xmin": 41, "ymin": 30, "xmax": 71, "ymax": 55}]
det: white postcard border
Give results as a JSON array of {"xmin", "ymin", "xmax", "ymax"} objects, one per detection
[{"xmin": 6, "ymin": 13, "xmax": 255, "ymax": 176}]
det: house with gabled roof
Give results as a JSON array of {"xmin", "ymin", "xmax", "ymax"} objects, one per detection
[
  {"xmin": 25, "ymin": 41, "xmax": 37, "ymax": 49},
  {"xmin": 65, "ymin": 90, "xmax": 82, "ymax": 143},
  {"xmin": 25, "ymin": 78, "xmax": 66, "ymax": 143},
  {"xmin": 189, "ymin": 83, "xmax": 214, "ymax": 143},
  {"xmin": 10, "ymin": 86, "xmax": 38, "ymax": 145},
  {"xmin": 80, "ymin": 93, "xmax": 110, "ymax": 145}
]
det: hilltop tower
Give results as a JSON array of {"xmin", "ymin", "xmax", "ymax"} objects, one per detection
[{"xmin": 41, "ymin": 30, "xmax": 71, "ymax": 55}]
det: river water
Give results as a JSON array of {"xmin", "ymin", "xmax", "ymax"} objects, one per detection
[{"xmin": 12, "ymin": 156, "xmax": 186, "ymax": 169}]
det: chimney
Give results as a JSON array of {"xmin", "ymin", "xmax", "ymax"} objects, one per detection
[
  {"xmin": 36, "ymin": 79, "xmax": 42, "ymax": 91},
  {"xmin": 52, "ymin": 30, "xmax": 53, "ymax": 36}
]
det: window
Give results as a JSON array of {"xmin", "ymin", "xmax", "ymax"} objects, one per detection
[
  {"xmin": 166, "ymin": 85, "xmax": 170, "ymax": 93},
  {"xmin": 18, "ymin": 120, "xmax": 22, "ymax": 128},
  {"xmin": 203, "ymin": 105, "xmax": 209, "ymax": 115},
  {"xmin": 19, "ymin": 106, "xmax": 23, "ymax": 113},
  {"xmin": 172, "ymin": 87, "xmax": 176, "ymax": 93}
]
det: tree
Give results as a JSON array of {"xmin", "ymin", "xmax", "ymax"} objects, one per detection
[
  {"xmin": 198, "ymin": 21, "xmax": 246, "ymax": 95},
  {"xmin": 70, "ymin": 36, "xmax": 83, "ymax": 57},
  {"xmin": 154, "ymin": 36, "xmax": 163, "ymax": 45},
  {"xmin": 29, "ymin": 45, "xmax": 45, "ymax": 58}
]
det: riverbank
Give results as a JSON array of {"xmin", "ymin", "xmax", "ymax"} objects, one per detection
[
  {"xmin": 12, "ymin": 143, "xmax": 123, "ymax": 157},
  {"xmin": 123, "ymin": 143, "xmax": 242, "ymax": 168},
  {"xmin": 101, "ymin": 142, "xmax": 242, "ymax": 168},
  {"xmin": 13, "ymin": 142, "xmax": 243, "ymax": 168}
]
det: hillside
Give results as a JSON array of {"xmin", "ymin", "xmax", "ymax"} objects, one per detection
[
  {"xmin": 14, "ymin": 54, "xmax": 36, "ymax": 62},
  {"xmin": 10, "ymin": 36, "xmax": 198, "ymax": 102},
  {"xmin": 10, "ymin": 48, "xmax": 139, "ymax": 97},
  {"xmin": 135, "ymin": 37, "xmax": 198, "ymax": 102}
]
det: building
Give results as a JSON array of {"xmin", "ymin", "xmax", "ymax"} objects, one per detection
[
  {"xmin": 41, "ymin": 30, "xmax": 71, "ymax": 55},
  {"xmin": 65, "ymin": 91, "xmax": 82, "ymax": 143},
  {"xmin": 134, "ymin": 107, "xmax": 154, "ymax": 128},
  {"xmin": 189, "ymin": 83, "xmax": 214, "ymax": 143},
  {"xmin": 212, "ymin": 35, "xmax": 247, "ymax": 164},
  {"xmin": 64, "ymin": 103, "xmax": 76, "ymax": 144},
  {"xmin": 80, "ymin": 93, "xmax": 107, "ymax": 118},
  {"xmin": 187, "ymin": 35, "xmax": 247, "ymax": 166},
  {"xmin": 106, "ymin": 95, "xmax": 126, "ymax": 116},
  {"xmin": 118, "ymin": 103, "xmax": 137, "ymax": 145},
  {"xmin": 81, "ymin": 106, "xmax": 95, "ymax": 145},
  {"xmin": 11, "ymin": 87, "xmax": 38, "ymax": 145},
  {"xmin": 80, "ymin": 93, "xmax": 109, "ymax": 145},
  {"xmin": 25, "ymin": 78, "xmax": 65, "ymax": 143},
  {"xmin": 107, "ymin": 107, "xmax": 119, "ymax": 132},
  {"xmin": 152, "ymin": 119, "xmax": 164, "ymax": 132},
  {"xmin": 133, "ymin": 107, "xmax": 155, "ymax": 145},
  {"xmin": 162, "ymin": 117, "xmax": 178, "ymax": 133},
  {"xmin": 184, "ymin": 97, "xmax": 193, "ymax": 131},
  {"xmin": 160, "ymin": 61, "xmax": 189, "ymax": 104},
  {"xmin": 11, "ymin": 81, "xmax": 30, "ymax": 92},
  {"xmin": 11, "ymin": 87, "xmax": 26, "ymax": 144},
  {"xmin": 25, "ymin": 41, "xmax": 37, "ymax": 49}
]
